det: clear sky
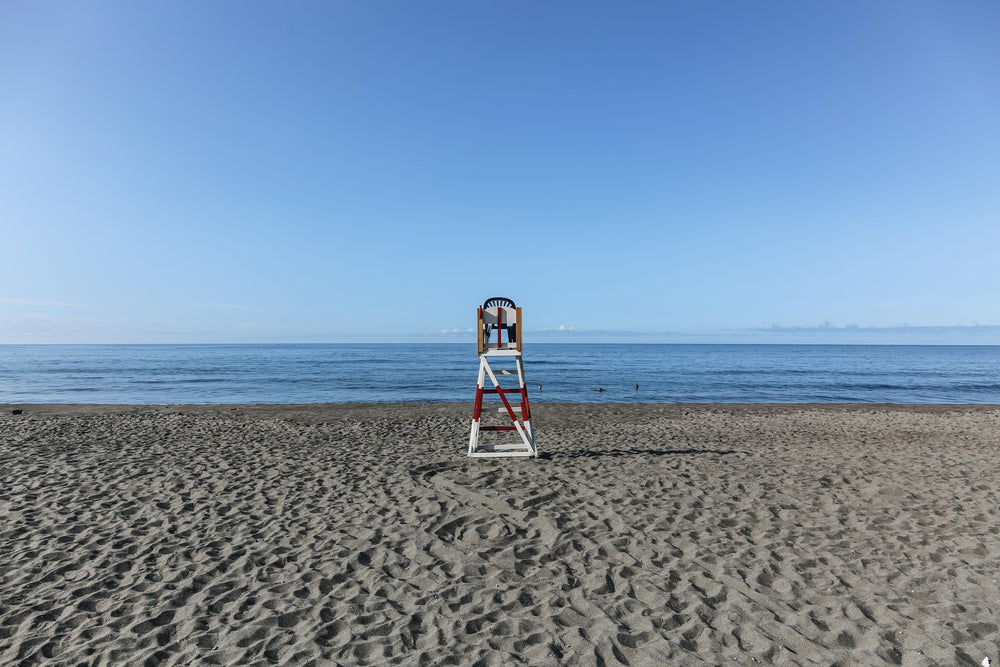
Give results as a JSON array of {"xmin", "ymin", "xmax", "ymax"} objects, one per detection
[{"xmin": 2, "ymin": 1, "xmax": 999, "ymax": 344}]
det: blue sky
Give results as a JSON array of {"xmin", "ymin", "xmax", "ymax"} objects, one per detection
[{"xmin": 2, "ymin": 1, "xmax": 999, "ymax": 344}]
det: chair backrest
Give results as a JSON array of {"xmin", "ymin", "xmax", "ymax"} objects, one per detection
[
  {"xmin": 481, "ymin": 306, "xmax": 518, "ymax": 327},
  {"xmin": 483, "ymin": 297, "xmax": 516, "ymax": 311}
]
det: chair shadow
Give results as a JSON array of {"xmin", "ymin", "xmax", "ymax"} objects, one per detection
[{"xmin": 541, "ymin": 448, "xmax": 744, "ymax": 460}]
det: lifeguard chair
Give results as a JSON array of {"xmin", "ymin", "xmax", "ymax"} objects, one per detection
[{"xmin": 468, "ymin": 297, "xmax": 537, "ymax": 458}]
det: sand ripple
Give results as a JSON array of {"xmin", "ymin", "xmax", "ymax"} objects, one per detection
[{"xmin": 2, "ymin": 403, "xmax": 1000, "ymax": 665}]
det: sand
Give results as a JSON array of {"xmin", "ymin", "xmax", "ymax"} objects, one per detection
[{"xmin": 2, "ymin": 403, "xmax": 1000, "ymax": 666}]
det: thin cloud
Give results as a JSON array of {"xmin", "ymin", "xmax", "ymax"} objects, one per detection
[
  {"xmin": 192, "ymin": 302, "xmax": 248, "ymax": 310},
  {"xmin": 749, "ymin": 323, "xmax": 1000, "ymax": 334},
  {"xmin": 0, "ymin": 297, "xmax": 91, "ymax": 308}
]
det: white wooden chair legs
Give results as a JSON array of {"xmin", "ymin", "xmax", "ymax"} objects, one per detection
[{"xmin": 468, "ymin": 351, "xmax": 536, "ymax": 458}]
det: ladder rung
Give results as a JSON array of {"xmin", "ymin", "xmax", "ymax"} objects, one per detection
[
  {"xmin": 472, "ymin": 443, "xmax": 533, "ymax": 453},
  {"xmin": 470, "ymin": 443, "xmax": 534, "ymax": 457},
  {"xmin": 480, "ymin": 425, "xmax": 519, "ymax": 431},
  {"xmin": 484, "ymin": 387, "xmax": 522, "ymax": 394},
  {"xmin": 498, "ymin": 406, "xmax": 521, "ymax": 412}
]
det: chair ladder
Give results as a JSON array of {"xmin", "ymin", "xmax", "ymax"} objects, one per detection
[{"xmin": 468, "ymin": 351, "xmax": 536, "ymax": 458}]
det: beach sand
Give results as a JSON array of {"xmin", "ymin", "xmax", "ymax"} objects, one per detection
[{"xmin": 2, "ymin": 403, "xmax": 1000, "ymax": 665}]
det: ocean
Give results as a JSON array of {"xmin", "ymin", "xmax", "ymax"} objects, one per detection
[{"xmin": 1, "ymin": 343, "xmax": 998, "ymax": 405}]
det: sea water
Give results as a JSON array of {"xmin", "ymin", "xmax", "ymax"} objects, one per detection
[{"xmin": 1, "ymin": 344, "xmax": 998, "ymax": 405}]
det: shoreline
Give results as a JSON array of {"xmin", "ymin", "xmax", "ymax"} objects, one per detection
[
  {"xmin": 6, "ymin": 400, "xmax": 1000, "ymax": 413},
  {"xmin": 4, "ymin": 403, "xmax": 1000, "ymax": 664}
]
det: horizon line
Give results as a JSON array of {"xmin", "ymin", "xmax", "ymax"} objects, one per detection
[{"xmin": 3, "ymin": 341, "xmax": 999, "ymax": 347}]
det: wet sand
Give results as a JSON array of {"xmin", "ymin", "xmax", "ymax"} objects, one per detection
[{"xmin": 2, "ymin": 403, "xmax": 999, "ymax": 665}]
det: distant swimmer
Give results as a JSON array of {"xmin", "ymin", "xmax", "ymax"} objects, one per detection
[
  {"xmin": 595, "ymin": 387, "xmax": 606, "ymax": 392},
  {"xmin": 537, "ymin": 384, "xmax": 542, "ymax": 391},
  {"xmin": 635, "ymin": 383, "xmax": 639, "ymax": 390}
]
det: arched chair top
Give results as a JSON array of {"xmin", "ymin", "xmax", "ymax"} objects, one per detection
[{"xmin": 483, "ymin": 297, "xmax": 516, "ymax": 310}]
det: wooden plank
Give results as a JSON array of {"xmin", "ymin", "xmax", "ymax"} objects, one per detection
[
  {"xmin": 476, "ymin": 312, "xmax": 484, "ymax": 356},
  {"xmin": 474, "ymin": 443, "xmax": 532, "ymax": 452},
  {"xmin": 516, "ymin": 307, "xmax": 522, "ymax": 352},
  {"xmin": 470, "ymin": 451, "xmax": 534, "ymax": 458}
]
